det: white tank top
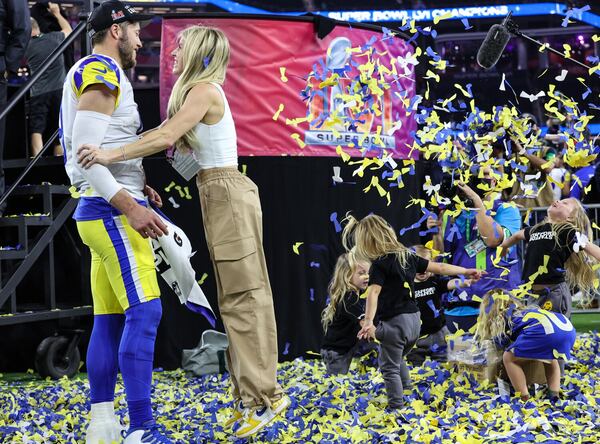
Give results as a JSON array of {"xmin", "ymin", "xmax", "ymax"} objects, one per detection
[{"xmin": 192, "ymin": 82, "xmax": 238, "ymax": 169}]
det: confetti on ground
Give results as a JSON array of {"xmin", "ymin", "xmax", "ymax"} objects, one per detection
[{"xmin": 2, "ymin": 333, "xmax": 600, "ymax": 443}]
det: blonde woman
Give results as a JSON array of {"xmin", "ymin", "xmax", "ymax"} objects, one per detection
[
  {"xmin": 474, "ymin": 290, "xmax": 576, "ymax": 401},
  {"xmin": 77, "ymin": 26, "xmax": 288, "ymax": 439},
  {"xmin": 321, "ymin": 252, "xmax": 370, "ymax": 375},
  {"xmin": 501, "ymin": 198, "xmax": 600, "ymax": 317},
  {"xmin": 342, "ymin": 214, "xmax": 483, "ymax": 409}
]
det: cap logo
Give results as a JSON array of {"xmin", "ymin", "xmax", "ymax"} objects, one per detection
[
  {"xmin": 125, "ymin": 5, "xmax": 136, "ymax": 14},
  {"xmin": 111, "ymin": 10, "xmax": 125, "ymax": 20}
]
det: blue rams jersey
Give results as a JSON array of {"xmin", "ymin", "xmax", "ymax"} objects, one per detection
[{"xmin": 507, "ymin": 307, "xmax": 576, "ymax": 361}]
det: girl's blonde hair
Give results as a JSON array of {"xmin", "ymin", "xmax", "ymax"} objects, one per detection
[
  {"xmin": 341, "ymin": 213, "xmax": 411, "ymax": 267},
  {"xmin": 540, "ymin": 198, "xmax": 596, "ymax": 296},
  {"xmin": 321, "ymin": 252, "xmax": 368, "ymax": 332},
  {"xmin": 474, "ymin": 289, "xmax": 524, "ymax": 343},
  {"xmin": 167, "ymin": 26, "xmax": 230, "ymax": 151}
]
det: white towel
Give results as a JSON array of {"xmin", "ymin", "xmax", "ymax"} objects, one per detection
[{"xmin": 151, "ymin": 209, "xmax": 216, "ymax": 327}]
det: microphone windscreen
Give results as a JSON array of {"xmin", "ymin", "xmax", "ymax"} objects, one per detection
[{"xmin": 476, "ymin": 24, "xmax": 511, "ymax": 69}]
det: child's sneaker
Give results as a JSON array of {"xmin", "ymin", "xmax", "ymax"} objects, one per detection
[
  {"xmin": 122, "ymin": 422, "xmax": 172, "ymax": 444},
  {"xmin": 85, "ymin": 417, "xmax": 124, "ymax": 444},
  {"xmin": 223, "ymin": 399, "xmax": 244, "ymax": 429},
  {"xmin": 234, "ymin": 396, "xmax": 290, "ymax": 438}
]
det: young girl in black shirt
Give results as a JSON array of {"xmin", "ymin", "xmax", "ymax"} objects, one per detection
[
  {"xmin": 501, "ymin": 198, "xmax": 600, "ymax": 317},
  {"xmin": 342, "ymin": 214, "xmax": 483, "ymax": 410},
  {"xmin": 321, "ymin": 252, "xmax": 370, "ymax": 374},
  {"xmin": 407, "ymin": 245, "xmax": 474, "ymax": 365}
]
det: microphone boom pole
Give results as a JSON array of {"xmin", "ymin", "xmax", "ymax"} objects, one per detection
[{"xmin": 503, "ymin": 14, "xmax": 593, "ymax": 71}]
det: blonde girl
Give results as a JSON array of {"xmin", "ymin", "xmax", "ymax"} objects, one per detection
[
  {"xmin": 501, "ymin": 198, "xmax": 600, "ymax": 316},
  {"xmin": 321, "ymin": 252, "xmax": 370, "ymax": 374},
  {"xmin": 342, "ymin": 214, "xmax": 483, "ymax": 409},
  {"xmin": 475, "ymin": 289, "xmax": 576, "ymax": 401}
]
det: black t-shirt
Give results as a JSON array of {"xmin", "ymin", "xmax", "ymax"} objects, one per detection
[
  {"xmin": 26, "ymin": 31, "xmax": 66, "ymax": 96},
  {"xmin": 522, "ymin": 222, "xmax": 575, "ymax": 285},
  {"xmin": 414, "ymin": 277, "xmax": 448, "ymax": 335},
  {"xmin": 321, "ymin": 292, "xmax": 364, "ymax": 353},
  {"xmin": 368, "ymin": 252, "xmax": 428, "ymax": 320}
]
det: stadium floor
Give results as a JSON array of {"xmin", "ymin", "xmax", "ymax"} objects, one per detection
[{"xmin": 2, "ymin": 333, "xmax": 600, "ymax": 443}]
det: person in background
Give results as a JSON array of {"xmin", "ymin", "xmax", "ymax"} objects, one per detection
[
  {"xmin": 26, "ymin": 2, "xmax": 71, "ymax": 156},
  {"xmin": 546, "ymin": 148, "xmax": 571, "ymax": 202},
  {"xmin": 570, "ymin": 160, "xmax": 599, "ymax": 203},
  {"xmin": 0, "ymin": 0, "xmax": 31, "ymax": 215},
  {"xmin": 30, "ymin": 0, "xmax": 74, "ymax": 68},
  {"xmin": 429, "ymin": 168, "xmax": 522, "ymax": 334},
  {"xmin": 508, "ymin": 139, "xmax": 557, "ymax": 208}
]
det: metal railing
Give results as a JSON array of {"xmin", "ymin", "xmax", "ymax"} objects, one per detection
[
  {"xmin": 0, "ymin": 19, "xmax": 87, "ymax": 208},
  {"xmin": 519, "ymin": 203, "xmax": 600, "ymax": 227}
]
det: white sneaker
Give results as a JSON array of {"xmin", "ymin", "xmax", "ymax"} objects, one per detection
[
  {"xmin": 223, "ymin": 399, "xmax": 244, "ymax": 429},
  {"xmin": 85, "ymin": 418, "xmax": 124, "ymax": 444},
  {"xmin": 234, "ymin": 396, "xmax": 290, "ymax": 438}
]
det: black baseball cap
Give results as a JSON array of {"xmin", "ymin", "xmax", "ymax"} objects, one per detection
[{"xmin": 88, "ymin": 0, "xmax": 153, "ymax": 37}]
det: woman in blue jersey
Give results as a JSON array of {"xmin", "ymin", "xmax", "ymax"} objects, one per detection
[
  {"xmin": 475, "ymin": 289, "xmax": 576, "ymax": 401},
  {"xmin": 430, "ymin": 168, "xmax": 522, "ymax": 334},
  {"xmin": 76, "ymin": 25, "xmax": 287, "ymax": 439}
]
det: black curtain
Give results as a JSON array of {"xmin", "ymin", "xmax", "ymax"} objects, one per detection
[{"xmin": 144, "ymin": 156, "xmax": 425, "ymax": 369}]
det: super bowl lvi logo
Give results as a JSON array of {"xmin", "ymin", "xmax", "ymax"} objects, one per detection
[{"xmin": 304, "ymin": 37, "xmax": 396, "ymax": 150}]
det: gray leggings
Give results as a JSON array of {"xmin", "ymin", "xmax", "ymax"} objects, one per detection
[
  {"xmin": 321, "ymin": 346, "xmax": 357, "ymax": 375},
  {"xmin": 528, "ymin": 281, "xmax": 571, "ymax": 375},
  {"xmin": 375, "ymin": 312, "xmax": 421, "ymax": 409},
  {"xmin": 528, "ymin": 282, "xmax": 572, "ymax": 318}
]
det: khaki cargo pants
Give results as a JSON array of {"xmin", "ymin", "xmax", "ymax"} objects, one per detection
[{"xmin": 197, "ymin": 167, "xmax": 283, "ymax": 408}]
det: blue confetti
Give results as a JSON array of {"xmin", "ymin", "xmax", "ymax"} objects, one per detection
[
  {"xmin": 461, "ymin": 18, "xmax": 473, "ymax": 30},
  {"xmin": 330, "ymin": 212, "xmax": 342, "ymax": 233}
]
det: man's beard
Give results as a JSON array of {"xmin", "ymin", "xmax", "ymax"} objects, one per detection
[{"xmin": 118, "ymin": 34, "xmax": 136, "ymax": 70}]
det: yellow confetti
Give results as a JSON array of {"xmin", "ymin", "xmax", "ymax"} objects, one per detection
[
  {"xmin": 292, "ymin": 242, "xmax": 304, "ymax": 255},
  {"xmin": 363, "ymin": 176, "xmax": 387, "ymax": 197},
  {"xmin": 336, "ymin": 145, "xmax": 351, "ymax": 162},
  {"xmin": 454, "ymin": 84, "xmax": 472, "ymax": 98},
  {"xmin": 68, "ymin": 186, "xmax": 80, "ymax": 199},
  {"xmin": 197, "ymin": 273, "xmax": 208, "ymax": 285},
  {"xmin": 433, "ymin": 11, "xmax": 452, "ymax": 24},
  {"xmin": 164, "ymin": 181, "xmax": 176, "ymax": 192},
  {"xmin": 272, "ymin": 103, "xmax": 285, "ymax": 121},
  {"xmin": 290, "ymin": 133, "xmax": 306, "ymax": 148},
  {"xmin": 279, "ymin": 67, "xmax": 288, "ymax": 82}
]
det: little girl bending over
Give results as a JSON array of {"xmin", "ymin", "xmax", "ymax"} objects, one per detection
[
  {"xmin": 343, "ymin": 214, "xmax": 483, "ymax": 410},
  {"xmin": 321, "ymin": 252, "xmax": 371, "ymax": 375},
  {"xmin": 501, "ymin": 198, "xmax": 600, "ymax": 316},
  {"xmin": 475, "ymin": 289, "xmax": 576, "ymax": 401}
]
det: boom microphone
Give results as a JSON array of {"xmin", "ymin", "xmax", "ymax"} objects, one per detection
[{"xmin": 476, "ymin": 12, "xmax": 513, "ymax": 69}]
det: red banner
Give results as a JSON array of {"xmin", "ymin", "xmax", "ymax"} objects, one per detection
[{"xmin": 160, "ymin": 17, "xmax": 416, "ymax": 158}]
